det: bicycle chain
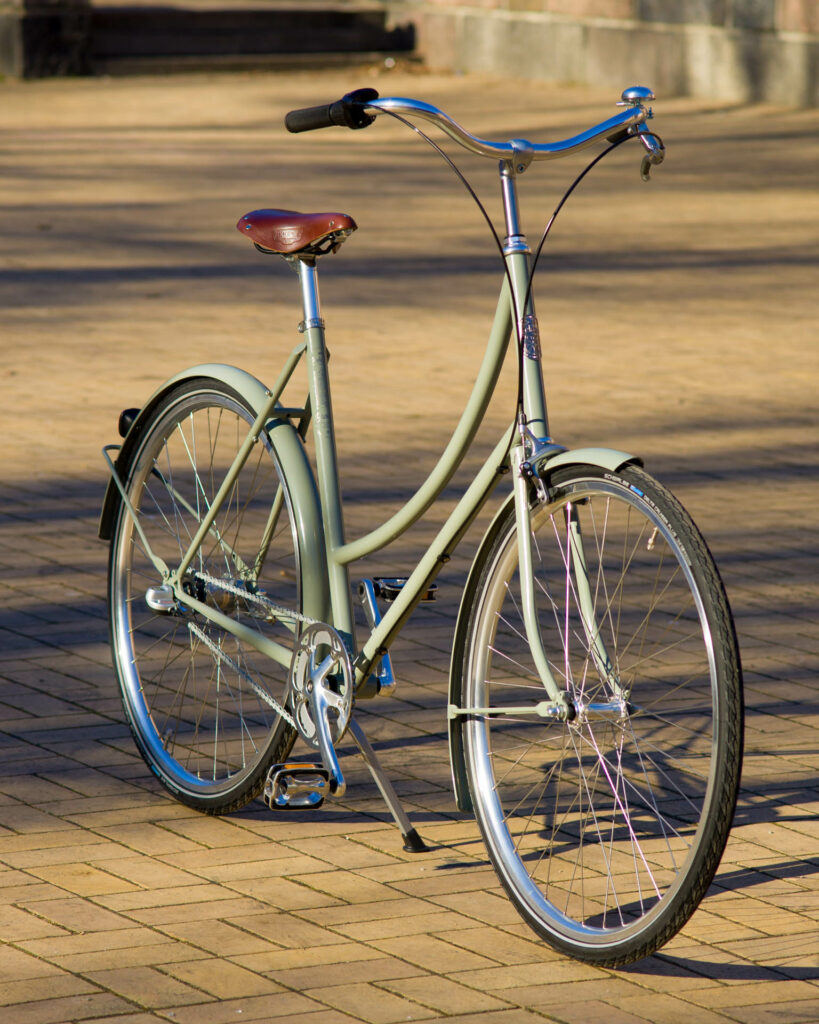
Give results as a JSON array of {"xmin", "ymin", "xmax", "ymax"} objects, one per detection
[
  {"xmin": 192, "ymin": 570, "xmax": 320, "ymax": 628},
  {"xmin": 187, "ymin": 620, "xmax": 298, "ymax": 730}
]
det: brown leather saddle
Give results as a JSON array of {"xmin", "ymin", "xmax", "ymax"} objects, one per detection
[{"xmin": 237, "ymin": 208, "xmax": 357, "ymax": 256}]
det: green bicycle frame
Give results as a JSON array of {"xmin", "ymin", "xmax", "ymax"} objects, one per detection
[{"xmin": 105, "ymin": 160, "xmax": 630, "ymax": 709}]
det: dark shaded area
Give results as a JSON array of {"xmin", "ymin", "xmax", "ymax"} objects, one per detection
[
  {"xmin": 628, "ymin": 952, "xmax": 819, "ymax": 982},
  {"xmin": 0, "ymin": 241, "xmax": 815, "ymax": 316},
  {"xmin": 2, "ymin": 420, "xmax": 817, "ymax": 781},
  {"xmin": 0, "ymin": 1, "xmax": 415, "ymax": 77}
]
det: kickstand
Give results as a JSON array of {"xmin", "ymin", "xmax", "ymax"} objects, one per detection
[{"xmin": 346, "ymin": 718, "xmax": 430, "ymax": 853}]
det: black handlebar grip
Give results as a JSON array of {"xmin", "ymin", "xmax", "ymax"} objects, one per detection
[
  {"xmin": 284, "ymin": 103, "xmax": 338, "ymax": 133},
  {"xmin": 285, "ymin": 88, "xmax": 380, "ymax": 133}
]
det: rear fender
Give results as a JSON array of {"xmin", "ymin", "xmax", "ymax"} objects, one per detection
[{"xmin": 99, "ymin": 363, "xmax": 329, "ymax": 623}]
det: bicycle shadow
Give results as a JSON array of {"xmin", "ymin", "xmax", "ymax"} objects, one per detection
[{"xmin": 623, "ymin": 954, "xmax": 819, "ymax": 982}]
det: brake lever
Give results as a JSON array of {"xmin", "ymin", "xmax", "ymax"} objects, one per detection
[{"xmin": 638, "ymin": 131, "xmax": 665, "ymax": 181}]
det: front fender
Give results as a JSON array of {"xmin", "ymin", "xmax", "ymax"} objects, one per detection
[
  {"xmin": 537, "ymin": 445, "xmax": 640, "ymax": 476},
  {"xmin": 447, "ymin": 446, "xmax": 640, "ymax": 812},
  {"xmin": 99, "ymin": 363, "xmax": 328, "ymax": 623}
]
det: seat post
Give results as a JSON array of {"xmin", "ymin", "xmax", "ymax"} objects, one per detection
[
  {"xmin": 296, "ymin": 258, "xmax": 355, "ymax": 647},
  {"xmin": 296, "ymin": 255, "xmax": 323, "ymax": 332}
]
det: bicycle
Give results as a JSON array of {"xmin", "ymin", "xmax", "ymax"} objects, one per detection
[{"xmin": 100, "ymin": 85, "xmax": 743, "ymax": 967}]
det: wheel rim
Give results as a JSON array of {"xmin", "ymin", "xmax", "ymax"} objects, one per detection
[
  {"xmin": 111, "ymin": 388, "xmax": 300, "ymax": 798},
  {"xmin": 466, "ymin": 476, "xmax": 722, "ymax": 948}
]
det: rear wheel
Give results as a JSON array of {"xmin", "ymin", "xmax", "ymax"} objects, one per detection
[
  {"xmin": 458, "ymin": 464, "xmax": 743, "ymax": 965},
  {"xmin": 108, "ymin": 379, "xmax": 305, "ymax": 812}
]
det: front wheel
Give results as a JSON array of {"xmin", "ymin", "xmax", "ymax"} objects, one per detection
[{"xmin": 457, "ymin": 464, "xmax": 743, "ymax": 965}]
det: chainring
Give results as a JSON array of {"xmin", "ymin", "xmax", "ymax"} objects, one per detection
[{"xmin": 289, "ymin": 622, "xmax": 354, "ymax": 748}]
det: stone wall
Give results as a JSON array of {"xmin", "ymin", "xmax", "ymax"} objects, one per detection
[{"xmin": 385, "ymin": 0, "xmax": 817, "ymax": 105}]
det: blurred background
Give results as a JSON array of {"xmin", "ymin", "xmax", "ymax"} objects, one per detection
[{"xmin": 1, "ymin": 0, "xmax": 816, "ymax": 107}]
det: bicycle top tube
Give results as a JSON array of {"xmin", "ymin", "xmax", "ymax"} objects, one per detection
[{"xmin": 362, "ymin": 92, "xmax": 652, "ymax": 163}]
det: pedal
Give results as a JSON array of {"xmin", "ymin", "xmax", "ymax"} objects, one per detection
[
  {"xmin": 264, "ymin": 763, "xmax": 330, "ymax": 810},
  {"xmin": 371, "ymin": 577, "xmax": 437, "ymax": 603}
]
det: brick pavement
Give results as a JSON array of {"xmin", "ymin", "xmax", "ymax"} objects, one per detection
[{"xmin": 0, "ymin": 68, "xmax": 817, "ymax": 1022}]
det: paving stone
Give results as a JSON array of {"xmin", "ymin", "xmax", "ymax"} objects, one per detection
[
  {"xmin": 370, "ymin": 933, "xmax": 498, "ymax": 973},
  {"xmin": 284, "ymin": 835, "xmax": 400, "ymax": 870},
  {"xmin": 712, "ymin": 1001, "xmax": 819, "ymax": 1024},
  {"xmin": 544, "ymin": 1000, "xmax": 657, "ymax": 1024},
  {"xmin": 159, "ymin": 957, "xmax": 284, "ymax": 999},
  {"xmin": 0, "ymin": 993, "xmax": 138, "ymax": 1024},
  {"xmin": 682, "ymin": 979, "xmax": 819, "ymax": 1009},
  {"xmin": 450, "ymin": 959, "xmax": 603, "ymax": 991},
  {"xmin": 94, "ymin": 883, "xmax": 234, "ymax": 913},
  {"xmin": 18, "ymin": 925, "xmax": 175, "ymax": 961},
  {"xmin": 190, "ymin": 853, "xmax": 331, "ymax": 883},
  {"xmin": 85, "ymin": 1016, "xmax": 163, "ymax": 1024},
  {"xmin": 220, "ymin": 875, "xmax": 343, "ymax": 911},
  {"xmin": 123, "ymin": 896, "xmax": 272, "ymax": 927},
  {"xmin": 92, "ymin": 854, "xmax": 206, "ymax": 890},
  {"xmin": 13, "ymin": 896, "xmax": 132, "ymax": 934},
  {"xmin": 380, "ymin": 974, "xmax": 513, "ymax": 1014},
  {"xmin": 156, "ymin": 919, "xmax": 274, "ymax": 957},
  {"xmin": 0, "ymin": 973, "xmax": 98, "ymax": 1008},
  {"xmin": 83, "ymin": 965, "xmax": 212, "ymax": 1009},
  {"xmin": 0, "ymin": 904, "xmax": 69, "ymax": 941},
  {"xmin": 274, "ymin": 954, "xmax": 426, "ymax": 991},
  {"xmin": 0, "ymin": 944, "xmax": 72, "ymax": 983},
  {"xmin": 232, "ymin": 940, "xmax": 386, "ymax": 974},
  {"xmin": 24, "ymin": 861, "xmax": 142, "ymax": 897},
  {"xmin": 329, "ymin": 909, "xmax": 482, "ymax": 941},
  {"xmin": 434, "ymin": 925, "xmax": 555, "ymax": 965},
  {"xmin": 303, "ymin": 980, "xmax": 436, "ymax": 1023},
  {"xmin": 223, "ymin": 910, "xmax": 345, "ymax": 949},
  {"xmin": 427, "ymin": 889, "xmax": 523, "ymax": 927},
  {"xmin": 153, "ymin": 991, "xmax": 334, "ymax": 1023},
  {"xmin": 614, "ymin": 993, "xmax": 737, "ymax": 1023}
]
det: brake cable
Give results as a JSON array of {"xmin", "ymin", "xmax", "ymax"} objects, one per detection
[{"xmin": 376, "ymin": 107, "xmax": 637, "ymax": 449}]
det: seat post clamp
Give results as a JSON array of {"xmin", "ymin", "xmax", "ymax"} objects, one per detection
[{"xmin": 298, "ymin": 317, "xmax": 325, "ymax": 334}]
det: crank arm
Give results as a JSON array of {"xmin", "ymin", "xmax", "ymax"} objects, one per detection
[{"xmin": 309, "ymin": 664, "xmax": 346, "ymax": 797}]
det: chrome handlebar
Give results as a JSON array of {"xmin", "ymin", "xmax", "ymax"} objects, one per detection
[{"xmin": 364, "ymin": 86, "xmax": 655, "ymax": 165}]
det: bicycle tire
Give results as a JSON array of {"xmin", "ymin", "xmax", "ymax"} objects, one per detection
[
  {"xmin": 108, "ymin": 378, "xmax": 304, "ymax": 812},
  {"xmin": 457, "ymin": 463, "xmax": 743, "ymax": 965}
]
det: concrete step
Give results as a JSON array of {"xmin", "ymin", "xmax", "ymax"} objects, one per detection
[{"xmin": 1, "ymin": 1, "xmax": 416, "ymax": 77}]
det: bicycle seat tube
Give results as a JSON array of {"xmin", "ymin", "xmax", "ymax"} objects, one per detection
[{"xmin": 297, "ymin": 256, "xmax": 356, "ymax": 649}]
